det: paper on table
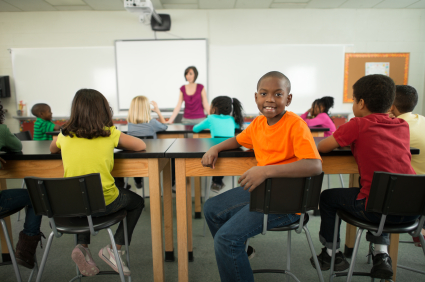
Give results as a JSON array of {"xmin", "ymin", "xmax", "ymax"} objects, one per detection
[
  {"xmin": 114, "ymin": 148, "xmax": 123, "ymax": 153},
  {"xmin": 365, "ymin": 62, "xmax": 390, "ymax": 76}
]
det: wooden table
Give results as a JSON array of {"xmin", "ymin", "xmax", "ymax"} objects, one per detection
[
  {"xmin": 164, "ymin": 137, "xmax": 419, "ymax": 282},
  {"xmin": 0, "ymin": 139, "xmax": 176, "ymax": 282}
]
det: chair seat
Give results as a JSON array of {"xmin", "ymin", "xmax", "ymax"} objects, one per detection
[
  {"xmin": 337, "ymin": 209, "xmax": 418, "ymax": 234},
  {"xmin": 269, "ymin": 214, "xmax": 309, "ymax": 232},
  {"xmin": 0, "ymin": 207, "xmax": 25, "ymax": 220},
  {"xmin": 50, "ymin": 210, "xmax": 127, "ymax": 234}
]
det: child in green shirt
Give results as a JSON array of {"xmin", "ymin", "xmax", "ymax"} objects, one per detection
[{"xmin": 31, "ymin": 103, "xmax": 60, "ymax": 140}]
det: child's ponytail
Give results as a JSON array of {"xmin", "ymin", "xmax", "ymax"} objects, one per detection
[
  {"xmin": 231, "ymin": 98, "xmax": 244, "ymax": 128},
  {"xmin": 319, "ymin": 96, "xmax": 334, "ymax": 115}
]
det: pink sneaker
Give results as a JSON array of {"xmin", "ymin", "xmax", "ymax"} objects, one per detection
[
  {"xmin": 98, "ymin": 245, "xmax": 131, "ymax": 276},
  {"xmin": 71, "ymin": 245, "xmax": 99, "ymax": 276}
]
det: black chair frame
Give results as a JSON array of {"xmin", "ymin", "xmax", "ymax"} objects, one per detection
[
  {"xmin": 329, "ymin": 172, "xmax": 425, "ymax": 282},
  {"xmin": 25, "ymin": 174, "xmax": 131, "ymax": 282},
  {"xmin": 248, "ymin": 172, "xmax": 325, "ymax": 282}
]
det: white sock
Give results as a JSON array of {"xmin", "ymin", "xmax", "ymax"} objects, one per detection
[
  {"xmin": 373, "ymin": 244, "xmax": 388, "ymax": 256},
  {"xmin": 326, "ymin": 248, "xmax": 340, "ymax": 256}
]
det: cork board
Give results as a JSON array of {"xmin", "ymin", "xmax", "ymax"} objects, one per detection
[{"xmin": 343, "ymin": 53, "xmax": 409, "ymax": 103}]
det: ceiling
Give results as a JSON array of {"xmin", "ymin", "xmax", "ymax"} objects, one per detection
[{"xmin": 0, "ymin": 0, "xmax": 424, "ymax": 12}]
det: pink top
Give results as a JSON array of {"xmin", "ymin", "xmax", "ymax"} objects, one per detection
[
  {"xmin": 180, "ymin": 84, "xmax": 205, "ymax": 119},
  {"xmin": 300, "ymin": 111, "xmax": 336, "ymax": 137}
]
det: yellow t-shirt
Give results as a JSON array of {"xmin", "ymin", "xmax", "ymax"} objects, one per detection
[
  {"xmin": 56, "ymin": 126, "xmax": 121, "ymax": 205},
  {"xmin": 398, "ymin": 112, "xmax": 425, "ymax": 175}
]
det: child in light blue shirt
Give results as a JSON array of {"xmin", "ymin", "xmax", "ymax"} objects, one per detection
[{"xmin": 193, "ymin": 96, "xmax": 244, "ymax": 191}]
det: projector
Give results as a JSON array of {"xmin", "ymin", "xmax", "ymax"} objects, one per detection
[{"xmin": 124, "ymin": 0, "xmax": 171, "ymax": 31}]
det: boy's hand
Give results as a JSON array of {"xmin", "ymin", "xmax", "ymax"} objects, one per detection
[
  {"xmin": 53, "ymin": 124, "xmax": 61, "ymax": 131},
  {"xmin": 239, "ymin": 166, "xmax": 267, "ymax": 192},
  {"xmin": 201, "ymin": 147, "xmax": 219, "ymax": 169},
  {"xmin": 0, "ymin": 157, "xmax": 5, "ymax": 169}
]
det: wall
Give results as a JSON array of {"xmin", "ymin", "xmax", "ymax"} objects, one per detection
[{"xmin": 0, "ymin": 8, "xmax": 424, "ymax": 132}]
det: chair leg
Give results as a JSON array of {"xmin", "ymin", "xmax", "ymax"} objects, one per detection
[
  {"xmin": 123, "ymin": 217, "xmax": 131, "ymax": 282},
  {"xmin": 339, "ymin": 174, "xmax": 344, "ymax": 188},
  {"xmin": 367, "ymin": 242, "xmax": 373, "ymax": 264},
  {"xmin": 327, "ymin": 174, "xmax": 330, "ymax": 190},
  {"xmin": 245, "ymin": 238, "xmax": 250, "ymax": 253},
  {"xmin": 124, "ymin": 177, "xmax": 129, "ymax": 189},
  {"xmin": 203, "ymin": 177, "xmax": 212, "ymax": 237},
  {"xmin": 304, "ymin": 226, "xmax": 325, "ymax": 282},
  {"xmin": 330, "ymin": 214, "xmax": 340, "ymax": 282},
  {"xmin": 419, "ymin": 232, "xmax": 425, "ymax": 256},
  {"xmin": 1, "ymin": 219, "xmax": 23, "ymax": 282},
  {"xmin": 107, "ymin": 228, "xmax": 126, "ymax": 282},
  {"xmin": 36, "ymin": 231, "xmax": 55, "ymax": 282},
  {"xmin": 346, "ymin": 228, "xmax": 364, "ymax": 282},
  {"xmin": 28, "ymin": 253, "xmax": 38, "ymax": 282},
  {"xmin": 286, "ymin": 231, "xmax": 291, "ymax": 282},
  {"xmin": 232, "ymin": 176, "xmax": 235, "ymax": 188}
]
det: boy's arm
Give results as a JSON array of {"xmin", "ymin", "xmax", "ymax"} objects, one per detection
[
  {"xmin": 53, "ymin": 124, "xmax": 61, "ymax": 130},
  {"xmin": 201, "ymin": 137, "xmax": 241, "ymax": 169},
  {"xmin": 317, "ymin": 135, "xmax": 340, "ymax": 153},
  {"xmin": 239, "ymin": 159, "xmax": 322, "ymax": 192}
]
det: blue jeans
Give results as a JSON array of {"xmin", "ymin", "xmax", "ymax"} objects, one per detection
[
  {"xmin": 77, "ymin": 188, "xmax": 144, "ymax": 246},
  {"xmin": 319, "ymin": 188, "xmax": 419, "ymax": 249},
  {"xmin": 0, "ymin": 189, "xmax": 42, "ymax": 236},
  {"xmin": 204, "ymin": 187, "xmax": 300, "ymax": 282}
]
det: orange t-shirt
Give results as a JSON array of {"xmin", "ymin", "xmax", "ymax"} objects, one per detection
[{"xmin": 236, "ymin": 112, "xmax": 322, "ymax": 166}]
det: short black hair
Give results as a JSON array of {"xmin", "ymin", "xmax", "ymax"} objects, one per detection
[
  {"xmin": 0, "ymin": 101, "xmax": 4, "ymax": 124},
  {"xmin": 352, "ymin": 74, "xmax": 395, "ymax": 113},
  {"xmin": 394, "ymin": 85, "xmax": 418, "ymax": 114},
  {"xmin": 31, "ymin": 103, "xmax": 49, "ymax": 117},
  {"xmin": 257, "ymin": 71, "xmax": 291, "ymax": 92},
  {"xmin": 184, "ymin": 66, "xmax": 198, "ymax": 82}
]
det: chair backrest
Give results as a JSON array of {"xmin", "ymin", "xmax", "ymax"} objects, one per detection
[
  {"xmin": 136, "ymin": 135, "xmax": 154, "ymax": 139},
  {"xmin": 367, "ymin": 172, "xmax": 425, "ymax": 217},
  {"xmin": 250, "ymin": 172, "xmax": 324, "ymax": 215},
  {"xmin": 14, "ymin": 131, "xmax": 32, "ymax": 141},
  {"xmin": 24, "ymin": 173, "xmax": 106, "ymax": 218},
  {"xmin": 174, "ymin": 113, "xmax": 183, "ymax": 123}
]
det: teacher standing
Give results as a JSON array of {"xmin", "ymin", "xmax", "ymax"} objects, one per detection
[{"xmin": 167, "ymin": 66, "xmax": 210, "ymax": 124}]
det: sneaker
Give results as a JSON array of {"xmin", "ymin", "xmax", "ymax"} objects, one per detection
[
  {"xmin": 98, "ymin": 245, "xmax": 131, "ymax": 276},
  {"xmin": 370, "ymin": 253, "xmax": 393, "ymax": 279},
  {"xmin": 211, "ymin": 182, "xmax": 225, "ymax": 193},
  {"xmin": 310, "ymin": 247, "xmax": 350, "ymax": 271},
  {"xmin": 247, "ymin": 245, "xmax": 255, "ymax": 260},
  {"xmin": 71, "ymin": 245, "xmax": 99, "ymax": 277},
  {"xmin": 135, "ymin": 182, "xmax": 143, "ymax": 189}
]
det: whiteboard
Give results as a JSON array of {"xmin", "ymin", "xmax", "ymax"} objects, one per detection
[
  {"xmin": 209, "ymin": 45, "xmax": 347, "ymax": 115},
  {"xmin": 12, "ymin": 47, "xmax": 117, "ymax": 117},
  {"xmin": 115, "ymin": 39, "xmax": 208, "ymax": 111}
]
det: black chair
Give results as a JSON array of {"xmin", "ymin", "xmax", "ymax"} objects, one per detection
[
  {"xmin": 247, "ymin": 172, "xmax": 325, "ymax": 282},
  {"xmin": 13, "ymin": 131, "xmax": 33, "ymax": 222},
  {"xmin": 24, "ymin": 173, "xmax": 131, "ymax": 282},
  {"xmin": 0, "ymin": 207, "xmax": 38, "ymax": 282},
  {"xmin": 329, "ymin": 172, "xmax": 425, "ymax": 282},
  {"xmin": 14, "ymin": 131, "xmax": 32, "ymax": 141}
]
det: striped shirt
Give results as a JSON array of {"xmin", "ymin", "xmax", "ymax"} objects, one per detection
[{"xmin": 33, "ymin": 117, "xmax": 55, "ymax": 140}]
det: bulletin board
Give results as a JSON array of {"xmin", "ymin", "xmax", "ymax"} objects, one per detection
[{"xmin": 343, "ymin": 53, "xmax": 409, "ymax": 103}]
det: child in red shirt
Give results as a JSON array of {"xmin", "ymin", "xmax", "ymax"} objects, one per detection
[{"xmin": 311, "ymin": 75, "xmax": 418, "ymax": 280}]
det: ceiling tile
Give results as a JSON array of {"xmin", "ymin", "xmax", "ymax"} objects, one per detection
[
  {"xmin": 235, "ymin": 0, "xmax": 274, "ymax": 8},
  {"xmin": 83, "ymin": 0, "xmax": 124, "ymax": 10},
  {"xmin": 199, "ymin": 0, "xmax": 236, "ymax": 9},
  {"xmin": 339, "ymin": 0, "xmax": 383, "ymax": 8},
  {"xmin": 161, "ymin": 0, "xmax": 197, "ymax": 3},
  {"xmin": 0, "ymin": 0, "xmax": 22, "ymax": 11},
  {"xmin": 373, "ymin": 0, "xmax": 419, "ymax": 8},
  {"xmin": 406, "ymin": 0, "xmax": 425, "ymax": 8},
  {"xmin": 270, "ymin": 3, "xmax": 308, "ymax": 8},
  {"xmin": 55, "ymin": 5, "xmax": 93, "ymax": 10},
  {"xmin": 2, "ymin": 0, "xmax": 57, "ymax": 11},
  {"xmin": 306, "ymin": 0, "xmax": 348, "ymax": 8},
  {"xmin": 163, "ymin": 3, "xmax": 198, "ymax": 8},
  {"xmin": 45, "ymin": 0, "xmax": 86, "ymax": 5}
]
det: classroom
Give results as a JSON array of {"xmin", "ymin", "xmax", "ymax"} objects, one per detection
[{"xmin": 0, "ymin": 1, "xmax": 425, "ymax": 282}]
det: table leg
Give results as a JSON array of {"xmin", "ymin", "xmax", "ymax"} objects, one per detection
[
  {"xmin": 344, "ymin": 173, "xmax": 359, "ymax": 258},
  {"xmin": 0, "ymin": 179, "xmax": 12, "ymax": 262},
  {"xmin": 187, "ymin": 177, "xmax": 193, "ymax": 262},
  {"xmin": 176, "ymin": 159, "xmax": 188, "ymax": 282},
  {"xmin": 194, "ymin": 177, "xmax": 202, "ymax": 219},
  {"xmin": 162, "ymin": 160, "xmax": 175, "ymax": 262},
  {"xmin": 148, "ymin": 159, "xmax": 165, "ymax": 282},
  {"xmin": 388, "ymin": 234, "xmax": 399, "ymax": 282}
]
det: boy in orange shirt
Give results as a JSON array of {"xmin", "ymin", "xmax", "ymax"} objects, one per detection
[{"xmin": 202, "ymin": 71, "xmax": 322, "ymax": 282}]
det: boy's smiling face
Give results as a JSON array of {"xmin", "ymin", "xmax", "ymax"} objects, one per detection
[{"xmin": 255, "ymin": 76, "xmax": 292, "ymax": 125}]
